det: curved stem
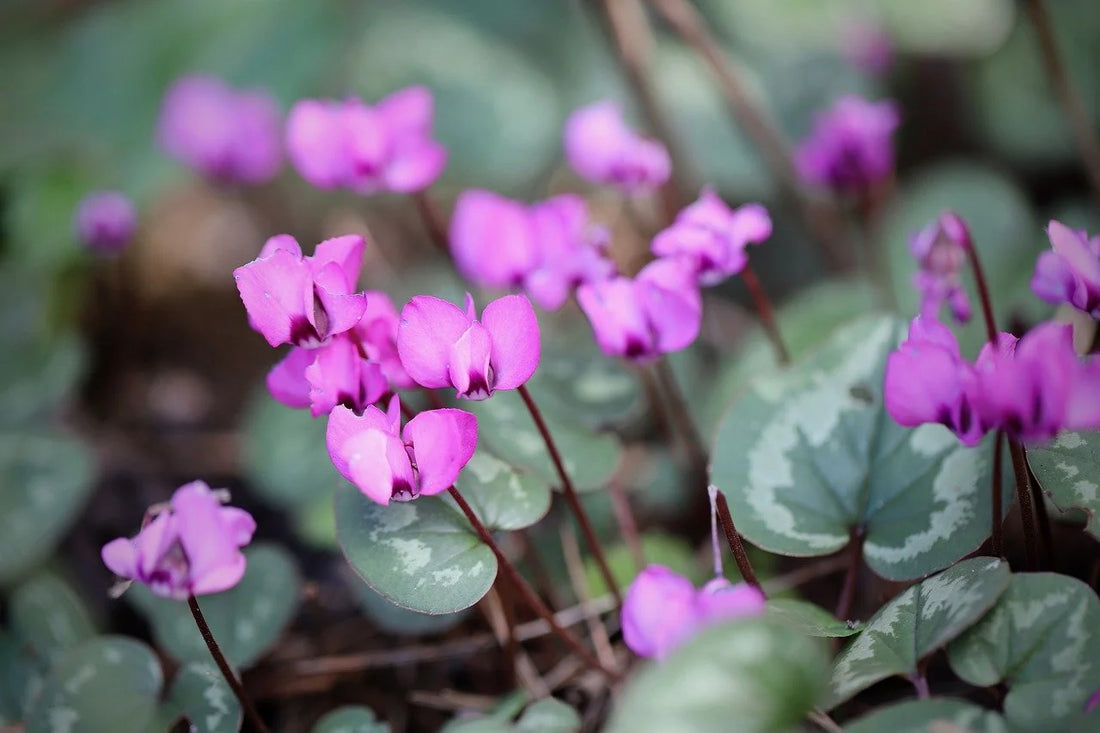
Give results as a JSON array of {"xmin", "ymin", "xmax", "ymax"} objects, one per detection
[
  {"xmin": 991, "ymin": 431, "xmax": 1005, "ymax": 557},
  {"xmin": 187, "ymin": 596, "xmax": 270, "ymax": 733},
  {"xmin": 517, "ymin": 385, "xmax": 623, "ymax": 606},
  {"xmin": 713, "ymin": 489, "xmax": 763, "ymax": 592},
  {"xmin": 739, "ymin": 263, "xmax": 790, "ymax": 364},
  {"xmin": 1009, "ymin": 441, "xmax": 1040, "ymax": 571},
  {"xmin": 963, "ymin": 239, "xmax": 998, "ymax": 344},
  {"xmin": 447, "ymin": 487, "xmax": 621, "ymax": 681}
]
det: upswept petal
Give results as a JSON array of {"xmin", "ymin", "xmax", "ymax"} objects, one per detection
[
  {"xmin": 384, "ymin": 141, "xmax": 447, "ymax": 193},
  {"xmin": 398, "ymin": 296, "xmax": 473, "ymax": 389},
  {"xmin": 343, "ymin": 429, "xmax": 411, "ymax": 505},
  {"xmin": 266, "ymin": 347, "xmax": 314, "ymax": 409},
  {"xmin": 577, "ymin": 277, "xmax": 650, "ymax": 358},
  {"xmin": 403, "ymin": 408, "xmax": 479, "ymax": 496},
  {"xmin": 481, "ymin": 294, "xmax": 541, "ymax": 390},
  {"xmin": 233, "ymin": 248, "xmax": 314, "ymax": 346},
  {"xmin": 621, "ymin": 565, "xmax": 698, "ymax": 659},
  {"xmin": 172, "ymin": 481, "xmax": 246, "ymax": 596},
  {"xmin": 311, "ymin": 235, "xmax": 366, "ymax": 288},
  {"xmin": 1048, "ymin": 220, "xmax": 1100, "ymax": 286},
  {"xmin": 259, "ymin": 234, "xmax": 302, "ymax": 259},
  {"xmin": 449, "ymin": 190, "xmax": 538, "ymax": 288},
  {"xmin": 326, "ymin": 404, "xmax": 395, "ymax": 481},
  {"xmin": 376, "ymin": 85, "xmax": 434, "ymax": 141},
  {"xmin": 285, "ymin": 100, "xmax": 347, "ymax": 189}
]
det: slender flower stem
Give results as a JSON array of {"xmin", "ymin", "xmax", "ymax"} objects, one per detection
[
  {"xmin": 1023, "ymin": 0, "xmax": 1100, "ymax": 202},
  {"xmin": 447, "ymin": 487, "xmax": 622, "ymax": 681},
  {"xmin": 910, "ymin": 670, "xmax": 931, "ymax": 699},
  {"xmin": 963, "ymin": 242, "xmax": 999, "ymax": 345},
  {"xmin": 834, "ymin": 527, "xmax": 865, "ymax": 621},
  {"xmin": 1028, "ymin": 461, "xmax": 1054, "ymax": 570},
  {"xmin": 1008, "ymin": 441, "xmax": 1040, "ymax": 571},
  {"xmin": 516, "ymin": 385, "xmax": 623, "ymax": 606},
  {"xmin": 410, "ymin": 189, "xmax": 452, "ymax": 257},
  {"xmin": 651, "ymin": 359, "xmax": 708, "ymax": 477},
  {"xmin": 991, "ymin": 431, "xmax": 1005, "ymax": 557},
  {"xmin": 739, "ymin": 263, "xmax": 790, "ymax": 364},
  {"xmin": 713, "ymin": 490, "xmax": 763, "ymax": 592},
  {"xmin": 187, "ymin": 596, "xmax": 270, "ymax": 733},
  {"xmin": 608, "ymin": 476, "xmax": 646, "ymax": 573}
]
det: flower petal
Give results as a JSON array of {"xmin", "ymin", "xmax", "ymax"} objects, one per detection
[
  {"xmin": 481, "ymin": 295, "xmax": 541, "ymax": 390},
  {"xmin": 325, "ymin": 403, "xmax": 394, "ymax": 481},
  {"xmin": 621, "ymin": 565, "xmax": 699, "ymax": 659},
  {"xmin": 234, "ymin": 248, "xmax": 313, "ymax": 347},
  {"xmin": 172, "ymin": 481, "xmax": 251, "ymax": 596},
  {"xmin": 449, "ymin": 190, "xmax": 538, "ymax": 289},
  {"xmin": 403, "ymin": 408, "xmax": 479, "ymax": 496},
  {"xmin": 398, "ymin": 296, "xmax": 473, "ymax": 389},
  {"xmin": 311, "ymin": 234, "xmax": 366, "ymax": 289},
  {"xmin": 384, "ymin": 141, "xmax": 447, "ymax": 193},
  {"xmin": 285, "ymin": 99, "xmax": 347, "ymax": 189},
  {"xmin": 266, "ymin": 348, "xmax": 314, "ymax": 410}
]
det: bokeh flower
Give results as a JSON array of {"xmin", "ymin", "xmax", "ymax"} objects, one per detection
[
  {"xmin": 563, "ymin": 101, "xmax": 670, "ymax": 192},
  {"xmin": 73, "ymin": 190, "xmax": 136, "ymax": 255},
  {"xmin": 909, "ymin": 211, "xmax": 973, "ymax": 324},
  {"xmin": 796, "ymin": 95, "xmax": 899, "ymax": 193},
  {"xmin": 1031, "ymin": 220, "xmax": 1100, "ymax": 318}
]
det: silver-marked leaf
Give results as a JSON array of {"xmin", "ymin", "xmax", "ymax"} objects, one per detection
[
  {"xmin": 0, "ymin": 431, "xmax": 93, "ymax": 585},
  {"xmin": 0, "ymin": 630, "xmax": 42, "ymax": 724},
  {"xmin": 25, "ymin": 636, "xmax": 163, "ymax": 733},
  {"xmin": 0, "ymin": 335, "xmax": 85, "ymax": 429},
  {"xmin": 129, "ymin": 544, "xmax": 300, "ymax": 668},
  {"xmin": 10, "ymin": 572, "xmax": 97, "ymax": 663},
  {"xmin": 163, "ymin": 661, "xmax": 242, "ymax": 733},
  {"xmin": 947, "ymin": 573, "xmax": 1100, "ymax": 731},
  {"xmin": 349, "ymin": 574, "xmax": 470, "ymax": 636},
  {"xmin": 711, "ymin": 315, "xmax": 995, "ymax": 581},
  {"xmin": 335, "ymin": 484, "xmax": 496, "ymax": 614},
  {"xmin": 827, "ymin": 556, "xmax": 1010, "ymax": 709},
  {"xmin": 843, "ymin": 698, "xmax": 1008, "ymax": 733},
  {"xmin": 766, "ymin": 599, "xmax": 863, "ymax": 638},
  {"xmin": 467, "ymin": 390, "xmax": 621, "ymax": 491},
  {"xmin": 312, "ymin": 705, "xmax": 390, "ymax": 733},
  {"xmin": 1027, "ymin": 430, "xmax": 1100, "ymax": 539},
  {"xmin": 456, "ymin": 452, "xmax": 551, "ymax": 531},
  {"xmin": 607, "ymin": 618, "xmax": 828, "ymax": 733},
  {"xmin": 515, "ymin": 698, "xmax": 581, "ymax": 733}
]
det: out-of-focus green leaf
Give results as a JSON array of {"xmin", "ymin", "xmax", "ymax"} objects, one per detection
[
  {"xmin": 10, "ymin": 572, "xmax": 97, "ymax": 664},
  {"xmin": 765, "ymin": 599, "xmax": 862, "ymax": 638},
  {"xmin": 162, "ymin": 660, "xmax": 242, "ymax": 733},
  {"xmin": 312, "ymin": 705, "xmax": 390, "ymax": 733},
  {"xmin": 843, "ymin": 698, "xmax": 1008, "ymax": 733},
  {"xmin": 1028, "ymin": 430, "xmax": 1100, "ymax": 540}
]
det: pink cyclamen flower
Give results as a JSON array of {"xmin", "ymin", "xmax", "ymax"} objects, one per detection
[
  {"xmin": 564, "ymin": 101, "xmax": 670, "ymax": 192},
  {"xmin": 796, "ymin": 95, "xmax": 900, "ymax": 193},
  {"xmin": 326, "ymin": 396, "xmax": 477, "ymax": 504},
  {"xmin": 354, "ymin": 291, "xmax": 417, "ymax": 390},
  {"xmin": 651, "ymin": 188, "xmax": 772, "ymax": 286},
  {"xmin": 1031, "ymin": 220, "xmax": 1100, "ymax": 318},
  {"xmin": 621, "ymin": 565, "xmax": 765, "ymax": 660},
  {"xmin": 884, "ymin": 317, "xmax": 987, "ymax": 446},
  {"xmin": 285, "ymin": 86, "xmax": 446, "ymax": 194},
  {"xmin": 101, "ymin": 481, "xmax": 255, "ymax": 600},
  {"xmin": 266, "ymin": 338, "xmax": 389, "ymax": 418},
  {"xmin": 74, "ymin": 191, "xmax": 136, "ymax": 255},
  {"xmin": 909, "ymin": 211, "xmax": 973, "ymax": 324},
  {"xmin": 841, "ymin": 20, "xmax": 895, "ymax": 76},
  {"xmin": 449, "ymin": 191, "xmax": 615, "ymax": 310},
  {"xmin": 397, "ymin": 293, "xmax": 540, "ymax": 400},
  {"xmin": 234, "ymin": 234, "xmax": 368, "ymax": 348},
  {"xmin": 577, "ymin": 257, "xmax": 702, "ymax": 363},
  {"xmin": 157, "ymin": 75, "xmax": 282, "ymax": 184}
]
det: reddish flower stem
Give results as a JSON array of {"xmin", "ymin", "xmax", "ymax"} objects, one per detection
[
  {"xmin": 187, "ymin": 595, "xmax": 270, "ymax": 733},
  {"xmin": 713, "ymin": 490, "xmax": 763, "ymax": 593},
  {"xmin": 834, "ymin": 527, "xmax": 865, "ymax": 621},
  {"xmin": 517, "ymin": 385, "xmax": 623, "ymax": 607},
  {"xmin": 447, "ymin": 487, "xmax": 621, "ymax": 681},
  {"xmin": 739, "ymin": 263, "xmax": 790, "ymax": 364},
  {"xmin": 963, "ymin": 243, "xmax": 999, "ymax": 345},
  {"xmin": 410, "ymin": 190, "xmax": 452, "ymax": 257}
]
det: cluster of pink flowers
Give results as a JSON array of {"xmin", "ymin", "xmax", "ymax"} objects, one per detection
[
  {"xmin": 564, "ymin": 101, "xmax": 670, "ymax": 192},
  {"xmin": 796, "ymin": 95, "xmax": 900, "ymax": 194},
  {"xmin": 910, "ymin": 212, "xmax": 973, "ymax": 324},
  {"xmin": 73, "ymin": 190, "xmax": 136, "ymax": 255}
]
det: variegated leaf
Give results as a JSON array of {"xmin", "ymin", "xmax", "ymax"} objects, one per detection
[{"xmin": 1027, "ymin": 430, "xmax": 1100, "ymax": 539}]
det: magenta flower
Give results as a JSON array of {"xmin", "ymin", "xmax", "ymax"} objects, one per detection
[
  {"xmin": 449, "ymin": 191, "xmax": 615, "ymax": 310},
  {"xmin": 234, "ymin": 234, "xmax": 368, "ymax": 348},
  {"xmin": 73, "ymin": 191, "xmax": 136, "ymax": 255},
  {"xmin": 651, "ymin": 188, "xmax": 772, "ymax": 286},
  {"xmin": 621, "ymin": 565, "xmax": 765, "ymax": 660},
  {"xmin": 563, "ymin": 101, "xmax": 670, "ymax": 192},
  {"xmin": 796, "ymin": 95, "xmax": 899, "ymax": 193},
  {"xmin": 285, "ymin": 86, "xmax": 446, "ymax": 195},
  {"xmin": 1031, "ymin": 220, "xmax": 1100, "ymax": 318},
  {"xmin": 157, "ymin": 75, "xmax": 282, "ymax": 184},
  {"xmin": 397, "ymin": 293, "xmax": 540, "ymax": 400},
  {"xmin": 909, "ymin": 211, "xmax": 973, "ymax": 324},
  {"xmin": 884, "ymin": 317, "xmax": 987, "ymax": 446},
  {"xmin": 354, "ymin": 291, "xmax": 416, "ymax": 391},
  {"xmin": 1087, "ymin": 688, "xmax": 1100, "ymax": 714},
  {"xmin": 101, "ymin": 481, "xmax": 255, "ymax": 600},
  {"xmin": 326, "ymin": 396, "xmax": 478, "ymax": 504},
  {"xmin": 577, "ymin": 257, "xmax": 702, "ymax": 363}
]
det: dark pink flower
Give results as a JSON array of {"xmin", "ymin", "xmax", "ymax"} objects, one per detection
[
  {"xmin": 651, "ymin": 188, "xmax": 772, "ymax": 286},
  {"xmin": 796, "ymin": 95, "xmax": 899, "ymax": 193},
  {"xmin": 101, "ymin": 481, "xmax": 255, "ymax": 600},
  {"xmin": 909, "ymin": 211, "xmax": 973, "ymax": 324},
  {"xmin": 1031, "ymin": 220, "xmax": 1100, "ymax": 318},
  {"xmin": 326, "ymin": 396, "xmax": 478, "ymax": 504},
  {"xmin": 563, "ymin": 101, "xmax": 670, "ymax": 192},
  {"xmin": 397, "ymin": 293, "xmax": 540, "ymax": 400},
  {"xmin": 354, "ymin": 291, "xmax": 416, "ymax": 390},
  {"xmin": 577, "ymin": 257, "xmax": 702, "ymax": 363},
  {"xmin": 73, "ymin": 191, "xmax": 136, "ymax": 255},
  {"xmin": 157, "ymin": 75, "xmax": 282, "ymax": 184},
  {"xmin": 234, "ymin": 234, "xmax": 368, "ymax": 348},
  {"xmin": 621, "ymin": 565, "xmax": 765, "ymax": 660},
  {"xmin": 285, "ymin": 86, "xmax": 446, "ymax": 195}
]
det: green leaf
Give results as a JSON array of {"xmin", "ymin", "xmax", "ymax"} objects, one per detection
[
  {"xmin": 515, "ymin": 698, "xmax": 581, "ymax": 733},
  {"xmin": 163, "ymin": 661, "xmax": 242, "ymax": 733},
  {"xmin": 0, "ymin": 630, "xmax": 43, "ymax": 724},
  {"xmin": 947, "ymin": 573, "xmax": 1100, "ymax": 731},
  {"xmin": 312, "ymin": 705, "xmax": 390, "ymax": 733},
  {"xmin": 0, "ymin": 431, "xmax": 93, "ymax": 585},
  {"xmin": 1027, "ymin": 430, "xmax": 1100, "ymax": 539},
  {"xmin": 129, "ymin": 544, "xmax": 301, "ymax": 668},
  {"xmin": 607, "ymin": 618, "xmax": 828, "ymax": 733},
  {"xmin": 843, "ymin": 698, "xmax": 1009, "ymax": 733},
  {"xmin": 827, "ymin": 556, "xmax": 1011, "ymax": 709},
  {"xmin": 0, "ymin": 334, "xmax": 85, "ymax": 429},
  {"xmin": 350, "ymin": 577, "xmax": 470, "ymax": 637},
  {"xmin": 765, "ymin": 599, "xmax": 862, "ymax": 638},
  {"xmin": 456, "ymin": 452, "xmax": 552, "ymax": 532},
  {"xmin": 25, "ymin": 636, "xmax": 163, "ymax": 733},
  {"xmin": 711, "ymin": 315, "xmax": 996, "ymax": 580},
  {"xmin": 467, "ymin": 390, "xmax": 621, "ymax": 492},
  {"xmin": 10, "ymin": 572, "xmax": 97, "ymax": 663},
  {"xmin": 335, "ymin": 484, "xmax": 497, "ymax": 614}
]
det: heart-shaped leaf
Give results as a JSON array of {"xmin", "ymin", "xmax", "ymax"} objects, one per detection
[
  {"xmin": 0, "ymin": 430, "xmax": 93, "ymax": 585},
  {"xmin": 711, "ymin": 315, "xmax": 996, "ymax": 581},
  {"xmin": 25, "ymin": 636, "xmax": 163, "ymax": 733},
  {"xmin": 765, "ymin": 599, "xmax": 863, "ymax": 638},
  {"xmin": 827, "ymin": 556, "xmax": 1010, "ymax": 709},
  {"xmin": 843, "ymin": 698, "xmax": 1009, "ymax": 733},
  {"xmin": 10, "ymin": 572, "xmax": 97, "ymax": 663},
  {"xmin": 947, "ymin": 573, "xmax": 1100, "ymax": 731},
  {"xmin": 129, "ymin": 543, "xmax": 301, "ymax": 668},
  {"xmin": 349, "ymin": 575, "xmax": 470, "ymax": 636},
  {"xmin": 455, "ymin": 452, "xmax": 552, "ymax": 532},
  {"xmin": 313, "ymin": 705, "xmax": 390, "ymax": 733},
  {"xmin": 1027, "ymin": 430, "xmax": 1100, "ymax": 539},
  {"xmin": 514, "ymin": 698, "xmax": 581, "ymax": 733},
  {"xmin": 163, "ymin": 661, "xmax": 242, "ymax": 733},
  {"xmin": 607, "ymin": 618, "xmax": 829, "ymax": 733}
]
